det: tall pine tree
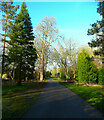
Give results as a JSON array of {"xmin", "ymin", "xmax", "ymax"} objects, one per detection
[
  {"xmin": 87, "ymin": 2, "xmax": 104, "ymax": 67},
  {"xmin": 8, "ymin": 2, "xmax": 37, "ymax": 86},
  {"xmin": 0, "ymin": 0, "xmax": 19, "ymax": 78}
]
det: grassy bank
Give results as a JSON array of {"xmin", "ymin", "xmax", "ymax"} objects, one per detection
[
  {"xmin": 56, "ymin": 79, "xmax": 104, "ymax": 114},
  {"xmin": 2, "ymin": 80, "xmax": 47, "ymax": 119}
]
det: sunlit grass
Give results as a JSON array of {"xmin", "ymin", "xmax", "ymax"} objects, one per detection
[
  {"xmin": 56, "ymin": 79, "xmax": 104, "ymax": 114},
  {"xmin": 2, "ymin": 81, "xmax": 47, "ymax": 119},
  {"xmin": 53, "ymin": 78, "xmax": 57, "ymax": 80}
]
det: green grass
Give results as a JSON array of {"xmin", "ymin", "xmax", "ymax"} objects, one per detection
[
  {"xmin": 56, "ymin": 79, "xmax": 104, "ymax": 114},
  {"xmin": 53, "ymin": 78, "xmax": 57, "ymax": 80},
  {"xmin": 3, "ymin": 82, "xmax": 42, "ymax": 94},
  {"xmin": 2, "ymin": 81, "xmax": 47, "ymax": 119}
]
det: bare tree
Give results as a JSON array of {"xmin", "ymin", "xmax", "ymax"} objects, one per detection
[
  {"xmin": 52, "ymin": 38, "xmax": 78, "ymax": 80},
  {"xmin": 34, "ymin": 16, "xmax": 59, "ymax": 81}
]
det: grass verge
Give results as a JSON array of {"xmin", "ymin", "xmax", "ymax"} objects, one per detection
[
  {"xmin": 2, "ymin": 80, "xmax": 47, "ymax": 119},
  {"xmin": 56, "ymin": 79, "xmax": 104, "ymax": 115}
]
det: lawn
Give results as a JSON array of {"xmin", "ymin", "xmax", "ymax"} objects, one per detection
[
  {"xmin": 2, "ymin": 81, "xmax": 47, "ymax": 119},
  {"xmin": 56, "ymin": 79, "xmax": 104, "ymax": 115}
]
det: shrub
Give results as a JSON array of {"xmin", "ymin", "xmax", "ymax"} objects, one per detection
[
  {"xmin": 60, "ymin": 72, "xmax": 66, "ymax": 80},
  {"xmin": 46, "ymin": 71, "xmax": 51, "ymax": 78},
  {"xmin": 75, "ymin": 70, "xmax": 78, "ymax": 81},
  {"xmin": 57, "ymin": 73, "xmax": 60, "ymax": 78},
  {"xmin": 88, "ymin": 63, "xmax": 98, "ymax": 84},
  {"xmin": 98, "ymin": 68, "xmax": 104, "ymax": 85},
  {"xmin": 77, "ymin": 49, "xmax": 97, "ymax": 84},
  {"xmin": 67, "ymin": 68, "xmax": 74, "ymax": 80}
]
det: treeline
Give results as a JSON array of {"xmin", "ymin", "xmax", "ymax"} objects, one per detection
[
  {"xmin": 1, "ymin": 1, "xmax": 104, "ymax": 86},
  {"xmin": 1, "ymin": 1, "xmax": 53, "ymax": 86},
  {"xmin": 51, "ymin": 1, "xmax": 104, "ymax": 85},
  {"xmin": 52, "ymin": 47, "xmax": 104, "ymax": 85}
]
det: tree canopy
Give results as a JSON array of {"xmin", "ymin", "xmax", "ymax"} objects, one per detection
[{"xmin": 87, "ymin": 2, "xmax": 104, "ymax": 67}]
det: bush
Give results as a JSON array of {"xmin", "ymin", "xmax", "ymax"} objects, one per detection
[
  {"xmin": 98, "ymin": 68, "xmax": 104, "ymax": 85},
  {"xmin": 88, "ymin": 63, "xmax": 98, "ymax": 84},
  {"xmin": 60, "ymin": 72, "xmax": 66, "ymax": 80},
  {"xmin": 67, "ymin": 68, "xmax": 74, "ymax": 80},
  {"xmin": 75, "ymin": 70, "xmax": 78, "ymax": 81},
  {"xmin": 77, "ymin": 49, "xmax": 97, "ymax": 84},
  {"xmin": 45, "ymin": 71, "xmax": 51, "ymax": 78},
  {"xmin": 57, "ymin": 73, "xmax": 60, "ymax": 78}
]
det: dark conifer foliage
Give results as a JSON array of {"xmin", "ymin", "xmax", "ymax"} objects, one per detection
[
  {"xmin": 87, "ymin": 2, "xmax": 104, "ymax": 67},
  {"xmin": 8, "ymin": 2, "xmax": 37, "ymax": 85}
]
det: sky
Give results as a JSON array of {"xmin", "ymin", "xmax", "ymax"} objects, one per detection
[
  {"xmin": 13, "ymin": 2, "xmax": 101, "ymax": 48},
  {"xmin": 0, "ymin": 1, "xmax": 101, "ymax": 71}
]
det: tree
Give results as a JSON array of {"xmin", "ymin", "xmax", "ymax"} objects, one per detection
[
  {"xmin": 8, "ymin": 2, "xmax": 37, "ymax": 86},
  {"xmin": 87, "ymin": 1, "xmax": 104, "ymax": 67},
  {"xmin": 52, "ymin": 39, "xmax": 77, "ymax": 80},
  {"xmin": 77, "ymin": 49, "xmax": 97, "ymax": 84},
  {"xmin": 34, "ymin": 16, "xmax": 59, "ymax": 81},
  {"xmin": 0, "ymin": 0, "xmax": 19, "ymax": 78},
  {"xmin": 79, "ymin": 45, "xmax": 102, "ymax": 69},
  {"xmin": 51, "ymin": 66, "xmax": 57, "ymax": 77}
]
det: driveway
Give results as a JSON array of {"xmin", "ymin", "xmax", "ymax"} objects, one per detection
[{"xmin": 23, "ymin": 78, "xmax": 104, "ymax": 118}]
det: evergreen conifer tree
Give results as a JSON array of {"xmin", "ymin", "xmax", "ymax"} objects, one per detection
[
  {"xmin": 8, "ymin": 2, "xmax": 37, "ymax": 86},
  {"xmin": 87, "ymin": 2, "xmax": 104, "ymax": 67},
  {"xmin": 77, "ymin": 49, "xmax": 97, "ymax": 84}
]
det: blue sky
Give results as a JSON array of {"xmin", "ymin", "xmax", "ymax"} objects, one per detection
[{"xmin": 14, "ymin": 2, "xmax": 101, "ymax": 48}]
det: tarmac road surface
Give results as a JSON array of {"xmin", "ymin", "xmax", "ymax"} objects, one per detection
[{"xmin": 23, "ymin": 78, "xmax": 104, "ymax": 118}]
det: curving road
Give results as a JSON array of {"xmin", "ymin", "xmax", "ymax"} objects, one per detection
[{"xmin": 23, "ymin": 78, "xmax": 104, "ymax": 118}]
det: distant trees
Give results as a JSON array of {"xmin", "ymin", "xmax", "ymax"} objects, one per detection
[
  {"xmin": 77, "ymin": 49, "xmax": 97, "ymax": 84},
  {"xmin": 52, "ymin": 39, "xmax": 77, "ymax": 80},
  {"xmin": 51, "ymin": 66, "xmax": 57, "ymax": 77},
  {"xmin": 7, "ymin": 2, "xmax": 37, "ymax": 85},
  {"xmin": 34, "ymin": 16, "xmax": 59, "ymax": 81},
  {"xmin": 87, "ymin": 1, "xmax": 104, "ymax": 67}
]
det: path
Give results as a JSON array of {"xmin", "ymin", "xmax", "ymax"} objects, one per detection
[{"xmin": 23, "ymin": 78, "xmax": 104, "ymax": 118}]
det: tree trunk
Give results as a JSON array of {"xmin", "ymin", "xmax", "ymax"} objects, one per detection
[
  {"xmin": 24, "ymin": 76, "xmax": 26, "ymax": 82},
  {"xmin": 17, "ymin": 61, "xmax": 22, "ymax": 86},
  {"xmin": 64, "ymin": 65, "xmax": 68, "ymax": 81},
  {"xmin": 73, "ymin": 70, "xmax": 76, "ymax": 79},
  {"xmin": 45, "ymin": 70, "xmax": 47, "ymax": 79},
  {"xmin": 64, "ymin": 59, "xmax": 68, "ymax": 81},
  {"xmin": 17, "ymin": 76, "xmax": 21, "ymax": 86},
  {"xmin": 17, "ymin": 66, "xmax": 21, "ymax": 86},
  {"xmin": 40, "ymin": 54, "xmax": 44, "ymax": 81},
  {"xmin": 65, "ymin": 71, "xmax": 67, "ymax": 79},
  {"xmin": 11, "ymin": 65, "xmax": 15, "ymax": 81},
  {"xmin": 1, "ymin": 54, "xmax": 5, "ymax": 79},
  {"xmin": 1, "ymin": 30, "xmax": 6, "ymax": 80},
  {"xmin": 40, "ymin": 68, "xmax": 43, "ymax": 81}
]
